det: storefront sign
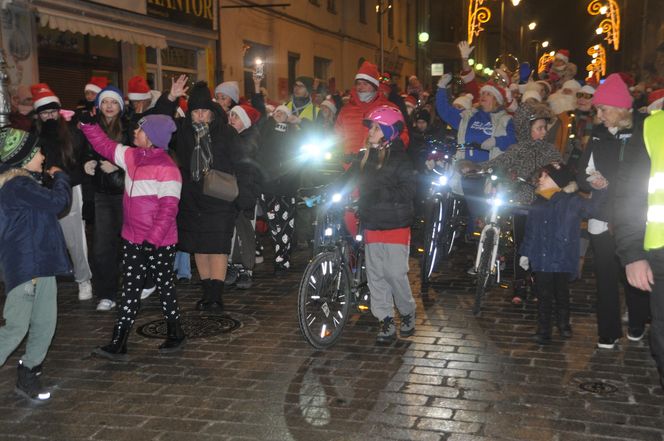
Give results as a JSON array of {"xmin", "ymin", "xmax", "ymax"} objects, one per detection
[
  {"xmin": 146, "ymin": 0, "xmax": 215, "ymax": 30},
  {"xmin": 87, "ymin": 1, "xmax": 146, "ymax": 14}
]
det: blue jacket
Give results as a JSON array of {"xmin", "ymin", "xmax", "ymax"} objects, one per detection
[
  {"xmin": 0, "ymin": 165, "xmax": 72, "ymax": 292},
  {"xmin": 435, "ymin": 88, "xmax": 516, "ymax": 162},
  {"xmin": 520, "ymin": 190, "xmax": 605, "ymax": 276}
]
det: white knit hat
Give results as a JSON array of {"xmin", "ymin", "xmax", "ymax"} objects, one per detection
[
  {"xmin": 579, "ymin": 85, "xmax": 595, "ymax": 95},
  {"xmin": 562, "ymin": 79, "xmax": 581, "ymax": 93},
  {"xmin": 274, "ymin": 104, "xmax": 291, "ymax": 116},
  {"xmin": 522, "ymin": 90, "xmax": 542, "ymax": 103},
  {"xmin": 452, "ymin": 93, "xmax": 473, "ymax": 110},
  {"xmin": 214, "ymin": 81, "xmax": 240, "ymax": 104},
  {"xmin": 320, "ymin": 98, "xmax": 337, "ymax": 115}
]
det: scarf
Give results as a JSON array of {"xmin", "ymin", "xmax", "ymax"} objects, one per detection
[{"xmin": 190, "ymin": 122, "xmax": 213, "ymax": 182}]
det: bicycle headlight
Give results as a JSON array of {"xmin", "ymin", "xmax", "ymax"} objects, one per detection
[
  {"xmin": 355, "ymin": 234, "xmax": 363, "ymax": 242},
  {"xmin": 438, "ymin": 175, "xmax": 448, "ymax": 186},
  {"xmin": 489, "ymin": 197, "xmax": 503, "ymax": 207},
  {"xmin": 324, "ymin": 227, "xmax": 333, "ymax": 237},
  {"xmin": 331, "ymin": 193, "xmax": 343, "ymax": 203},
  {"xmin": 490, "ymin": 174, "xmax": 498, "ymax": 181}
]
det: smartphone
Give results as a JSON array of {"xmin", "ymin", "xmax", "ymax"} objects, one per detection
[{"xmin": 254, "ymin": 58, "xmax": 264, "ymax": 80}]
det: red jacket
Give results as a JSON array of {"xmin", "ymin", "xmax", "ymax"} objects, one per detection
[{"xmin": 335, "ymin": 89, "xmax": 409, "ymax": 155}]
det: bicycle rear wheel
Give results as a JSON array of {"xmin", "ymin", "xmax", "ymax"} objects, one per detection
[
  {"xmin": 298, "ymin": 251, "xmax": 352, "ymax": 349},
  {"xmin": 421, "ymin": 197, "xmax": 444, "ymax": 293},
  {"xmin": 473, "ymin": 229, "xmax": 494, "ymax": 316}
]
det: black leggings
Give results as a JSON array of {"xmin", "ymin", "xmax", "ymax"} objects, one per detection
[{"xmin": 117, "ymin": 240, "xmax": 180, "ymax": 330}]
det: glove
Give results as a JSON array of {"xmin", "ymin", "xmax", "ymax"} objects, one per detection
[
  {"xmin": 99, "ymin": 160, "xmax": 119, "ymax": 174},
  {"xmin": 78, "ymin": 111, "xmax": 96, "ymax": 125},
  {"xmin": 519, "ymin": 256, "xmax": 529, "ymax": 271},
  {"xmin": 458, "ymin": 41, "xmax": 475, "ymax": 59},
  {"xmin": 83, "ymin": 160, "xmax": 97, "ymax": 176},
  {"xmin": 437, "ymin": 73, "xmax": 452, "ymax": 89},
  {"xmin": 481, "ymin": 137, "xmax": 496, "ymax": 150}
]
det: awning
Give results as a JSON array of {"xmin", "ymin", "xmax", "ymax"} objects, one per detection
[{"xmin": 37, "ymin": 6, "xmax": 168, "ymax": 49}]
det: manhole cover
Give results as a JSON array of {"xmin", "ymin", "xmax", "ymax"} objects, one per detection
[
  {"xmin": 578, "ymin": 381, "xmax": 618, "ymax": 395},
  {"xmin": 137, "ymin": 314, "xmax": 242, "ymax": 339}
]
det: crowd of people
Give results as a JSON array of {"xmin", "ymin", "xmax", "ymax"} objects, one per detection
[{"xmin": 0, "ymin": 38, "xmax": 663, "ymax": 403}]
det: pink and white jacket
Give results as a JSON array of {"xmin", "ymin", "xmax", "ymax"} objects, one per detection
[{"xmin": 81, "ymin": 123, "xmax": 182, "ymax": 247}]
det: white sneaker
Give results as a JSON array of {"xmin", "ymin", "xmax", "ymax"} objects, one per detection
[
  {"xmin": 96, "ymin": 299, "xmax": 116, "ymax": 311},
  {"xmin": 140, "ymin": 285, "xmax": 157, "ymax": 300},
  {"xmin": 78, "ymin": 280, "xmax": 93, "ymax": 301}
]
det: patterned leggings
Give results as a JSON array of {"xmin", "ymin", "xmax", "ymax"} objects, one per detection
[
  {"xmin": 260, "ymin": 194, "xmax": 296, "ymax": 269},
  {"xmin": 116, "ymin": 240, "xmax": 181, "ymax": 330}
]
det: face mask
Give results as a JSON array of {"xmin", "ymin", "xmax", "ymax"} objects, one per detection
[{"xmin": 358, "ymin": 91, "xmax": 376, "ymax": 103}]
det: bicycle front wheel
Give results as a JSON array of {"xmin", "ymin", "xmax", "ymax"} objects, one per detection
[
  {"xmin": 421, "ymin": 197, "xmax": 444, "ymax": 292},
  {"xmin": 473, "ymin": 229, "xmax": 495, "ymax": 316},
  {"xmin": 298, "ymin": 251, "xmax": 352, "ymax": 349}
]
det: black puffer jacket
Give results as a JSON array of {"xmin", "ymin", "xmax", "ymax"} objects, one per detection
[
  {"xmin": 233, "ymin": 124, "xmax": 263, "ymax": 211},
  {"xmin": 258, "ymin": 119, "xmax": 300, "ymax": 197},
  {"xmin": 482, "ymin": 102, "xmax": 562, "ymax": 204},
  {"xmin": 355, "ymin": 140, "xmax": 416, "ymax": 230},
  {"xmin": 576, "ymin": 113, "xmax": 646, "ymax": 223}
]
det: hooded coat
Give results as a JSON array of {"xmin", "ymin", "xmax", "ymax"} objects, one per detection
[
  {"xmin": 172, "ymin": 100, "xmax": 246, "ymax": 254},
  {"xmin": 482, "ymin": 102, "xmax": 563, "ymax": 205},
  {"xmin": 0, "ymin": 166, "xmax": 72, "ymax": 292}
]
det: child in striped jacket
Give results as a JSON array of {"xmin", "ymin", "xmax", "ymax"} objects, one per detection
[{"xmin": 81, "ymin": 114, "xmax": 185, "ymax": 360}]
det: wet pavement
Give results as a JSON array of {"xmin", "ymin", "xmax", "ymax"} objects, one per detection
[{"xmin": 0, "ymin": 238, "xmax": 663, "ymax": 441}]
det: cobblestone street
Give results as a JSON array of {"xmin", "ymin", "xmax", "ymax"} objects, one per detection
[{"xmin": 0, "ymin": 239, "xmax": 662, "ymax": 441}]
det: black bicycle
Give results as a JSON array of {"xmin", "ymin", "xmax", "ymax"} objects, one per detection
[
  {"xmin": 420, "ymin": 139, "xmax": 465, "ymax": 293},
  {"xmin": 297, "ymin": 186, "xmax": 370, "ymax": 349}
]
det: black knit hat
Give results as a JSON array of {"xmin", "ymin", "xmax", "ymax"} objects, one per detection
[
  {"xmin": 0, "ymin": 128, "xmax": 40, "ymax": 167},
  {"xmin": 542, "ymin": 163, "xmax": 573, "ymax": 188},
  {"xmin": 188, "ymin": 81, "xmax": 215, "ymax": 112},
  {"xmin": 295, "ymin": 76, "xmax": 314, "ymax": 94}
]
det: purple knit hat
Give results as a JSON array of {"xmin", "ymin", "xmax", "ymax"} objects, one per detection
[
  {"xmin": 137, "ymin": 115, "xmax": 176, "ymax": 150},
  {"xmin": 592, "ymin": 73, "xmax": 633, "ymax": 109}
]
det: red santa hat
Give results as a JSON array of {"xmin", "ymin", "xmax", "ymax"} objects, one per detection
[
  {"xmin": 230, "ymin": 104, "xmax": 261, "ymax": 129},
  {"xmin": 555, "ymin": 50, "xmax": 570, "ymax": 63},
  {"xmin": 355, "ymin": 61, "xmax": 380, "ymax": 88},
  {"xmin": 85, "ymin": 76, "xmax": 109, "ymax": 95},
  {"xmin": 31, "ymin": 83, "xmax": 61, "ymax": 112},
  {"xmin": 404, "ymin": 95, "xmax": 417, "ymax": 109},
  {"xmin": 176, "ymin": 96, "xmax": 188, "ymax": 118},
  {"xmin": 127, "ymin": 76, "xmax": 152, "ymax": 101},
  {"xmin": 480, "ymin": 81, "xmax": 508, "ymax": 106},
  {"xmin": 647, "ymin": 88, "xmax": 664, "ymax": 111}
]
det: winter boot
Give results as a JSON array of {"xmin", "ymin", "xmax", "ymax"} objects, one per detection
[
  {"xmin": 197, "ymin": 279, "xmax": 224, "ymax": 312},
  {"xmin": 376, "ymin": 317, "xmax": 396, "ymax": 343},
  {"xmin": 556, "ymin": 309, "xmax": 573, "ymax": 339},
  {"xmin": 195, "ymin": 279, "xmax": 213, "ymax": 311},
  {"xmin": 159, "ymin": 319, "xmax": 187, "ymax": 353},
  {"xmin": 15, "ymin": 360, "xmax": 51, "ymax": 403},
  {"xmin": 92, "ymin": 324, "xmax": 130, "ymax": 361},
  {"xmin": 533, "ymin": 304, "xmax": 552, "ymax": 345}
]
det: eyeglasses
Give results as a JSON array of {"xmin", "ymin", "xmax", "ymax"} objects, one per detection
[
  {"xmin": 576, "ymin": 92, "xmax": 593, "ymax": 99},
  {"xmin": 39, "ymin": 109, "xmax": 59, "ymax": 118}
]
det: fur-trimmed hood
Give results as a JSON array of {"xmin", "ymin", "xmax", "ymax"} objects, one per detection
[{"xmin": 0, "ymin": 166, "xmax": 31, "ymax": 189}]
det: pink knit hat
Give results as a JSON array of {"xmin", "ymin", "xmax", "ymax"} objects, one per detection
[{"xmin": 592, "ymin": 73, "xmax": 633, "ymax": 109}]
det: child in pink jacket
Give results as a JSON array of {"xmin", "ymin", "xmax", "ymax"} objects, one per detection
[{"xmin": 81, "ymin": 114, "xmax": 185, "ymax": 360}]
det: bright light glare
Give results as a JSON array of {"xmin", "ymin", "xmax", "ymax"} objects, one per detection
[
  {"xmin": 491, "ymin": 198, "xmax": 503, "ymax": 207},
  {"xmin": 491, "ymin": 175, "xmax": 498, "ymax": 181},
  {"xmin": 331, "ymin": 193, "xmax": 342, "ymax": 203},
  {"xmin": 468, "ymin": 58, "xmax": 475, "ymax": 66},
  {"xmin": 599, "ymin": 5, "xmax": 608, "ymax": 14},
  {"xmin": 324, "ymin": 228, "xmax": 333, "ymax": 237},
  {"xmin": 255, "ymin": 58, "xmax": 263, "ymax": 65},
  {"xmin": 528, "ymin": 22, "xmax": 537, "ymax": 30},
  {"xmin": 355, "ymin": 234, "xmax": 363, "ymax": 242},
  {"xmin": 418, "ymin": 32, "xmax": 430, "ymax": 43},
  {"xmin": 511, "ymin": 0, "xmax": 521, "ymax": 5},
  {"xmin": 438, "ymin": 175, "xmax": 448, "ymax": 186},
  {"xmin": 542, "ymin": 41, "xmax": 550, "ymax": 48},
  {"xmin": 596, "ymin": 27, "xmax": 603, "ymax": 35}
]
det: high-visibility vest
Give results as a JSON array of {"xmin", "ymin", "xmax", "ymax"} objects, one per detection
[
  {"xmin": 644, "ymin": 110, "xmax": 664, "ymax": 251},
  {"xmin": 286, "ymin": 100, "xmax": 318, "ymax": 122}
]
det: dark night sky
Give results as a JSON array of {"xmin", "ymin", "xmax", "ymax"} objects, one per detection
[{"xmin": 520, "ymin": 0, "xmax": 599, "ymax": 68}]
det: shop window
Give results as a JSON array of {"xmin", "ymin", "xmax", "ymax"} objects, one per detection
[
  {"xmin": 327, "ymin": 0, "xmax": 336, "ymax": 13},
  {"xmin": 145, "ymin": 45, "xmax": 199, "ymax": 91},
  {"xmin": 314, "ymin": 57, "xmax": 331, "ymax": 84},
  {"xmin": 359, "ymin": 0, "xmax": 366, "ymax": 24},
  {"xmin": 288, "ymin": 52, "xmax": 300, "ymax": 93}
]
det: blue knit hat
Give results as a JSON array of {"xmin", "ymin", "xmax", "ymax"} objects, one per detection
[
  {"xmin": 95, "ymin": 86, "xmax": 125, "ymax": 113},
  {"xmin": 137, "ymin": 115, "xmax": 176, "ymax": 150}
]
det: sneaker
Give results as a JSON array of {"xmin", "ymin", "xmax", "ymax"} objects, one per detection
[
  {"xmin": 400, "ymin": 313, "xmax": 415, "ymax": 337},
  {"xmin": 236, "ymin": 272, "xmax": 252, "ymax": 290},
  {"xmin": 467, "ymin": 266, "xmax": 477, "ymax": 276},
  {"xmin": 597, "ymin": 337, "xmax": 619, "ymax": 349},
  {"xmin": 140, "ymin": 285, "xmax": 157, "ymax": 300},
  {"xmin": 255, "ymin": 247, "xmax": 264, "ymax": 264},
  {"xmin": 376, "ymin": 317, "xmax": 396, "ymax": 343},
  {"xmin": 78, "ymin": 280, "xmax": 93, "ymax": 301},
  {"xmin": 96, "ymin": 299, "xmax": 116, "ymax": 311},
  {"xmin": 627, "ymin": 327, "xmax": 646, "ymax": 342},
  {"xmin": 224, "ymin": 266, "xmax": 239, "ymax": 286},
  {"xmin": 15, "ymin": 361, "xmax": 50, "ymax": 404}
]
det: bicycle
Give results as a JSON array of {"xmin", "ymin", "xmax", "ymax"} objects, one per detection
[
  {"xmin": 467, "ymin": 169, "xmax": 521, "ymax": 316},
  {"xmin": 297, "ymin": 185, "xmax": 371, "ymax": 349},
  {"xmin": 420, "ymin": 139, "xmax": 465, "ymax": 293}
]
